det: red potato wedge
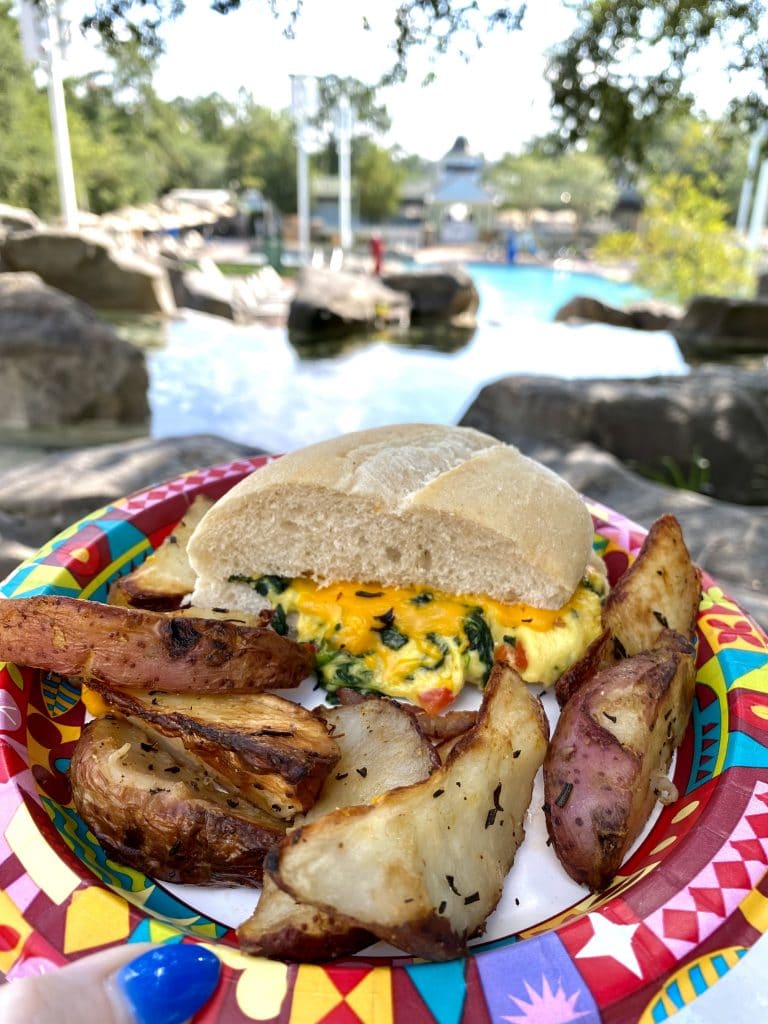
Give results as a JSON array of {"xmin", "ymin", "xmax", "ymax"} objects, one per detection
[
  {"xmin": 554, "ymin": 514, "xmax": 701, "ymax": 709},
  {"xmin": 84, "ymin": 683, "xmax": 339, "ymax": 820},
  {"xmin": 70, "ymin": 715, "xmax": 285, "ymax": 886},
  {"xmin": 238, "ymin": 698, "xmax": 439, "ymax": 960},
  {"xmin": 602, "ymin": 513, "xmax": 701, "ymax": 656},
  {"xmin": 108, "ymin": 495, "xmax": 213, "ymax": 611},
  {"xmin": 0, "ymin": 595, "xmax": 314, "ymax": 693},
  {"xmin": 270, "ymin": 663, "xmax": 549, "ymax": 961},
  {"xmin": 544, "ymin": 631, "xmax": 696, "ymax": 891}
]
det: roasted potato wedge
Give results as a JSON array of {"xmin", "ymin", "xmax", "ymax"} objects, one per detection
[
  {"xmin": 109, "ymin": 495, "xmax": 213, "ymax": 610},
  {"xmin": 555, "ymin": 514, "xmax": 700, "ymax": 709},
  {"xmin": 240, "ymin": 875, "xmax": 373, "ymax": 962},
  {"xmin": 239, "ymin": 698, "xmax": 438, "ymax": 960},
  {"xmin": 270, "ymin": 663, "xmax": 549, "ymax": 961},
  {"xmin": 70, "ymin": 715, "xmax": 285, "ymax": 885},
  {"xmin": 307, "ymin": 699, "xmax": 439, "ymax": 821},
  {"xmin": 0, "ymin": 595, "xmax": 314, "ymax": 693},
  {"xmin": 544, "ymin": 630, "xmax": 696, "ymax": 891},
  {"xmin": 85, "ymin": 683, "xmax": 339, "ymax": 820},
  {"xmin": 602, "ymin": 514, "xmax": 701, "ymax": 656}
]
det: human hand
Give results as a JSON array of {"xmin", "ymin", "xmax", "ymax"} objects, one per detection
[{"xmin": 0, "ymin": 942, "xmax": 221, "ymax": 1024}]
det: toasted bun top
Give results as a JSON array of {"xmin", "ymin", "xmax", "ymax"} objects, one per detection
[{"xmin": 187, "ymin": 424, "xmax": 594, "ymax": 609}]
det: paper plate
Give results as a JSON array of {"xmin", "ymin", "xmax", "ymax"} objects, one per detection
[{"xmin": 1, "ymin": 456, "xmax": 767, "ymax": 1024}]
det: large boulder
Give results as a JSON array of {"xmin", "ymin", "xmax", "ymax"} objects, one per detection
[
  {"xmin": 288, "ymin": 267, "xmax": 410, "ymax": 342},
  {"xmin": 0, "ymin": 435, "xmax": 262, "ymax": 577},
  {"xmin": 1, "ymin": 229, "xmax": 175, "ymax": 314},
  {"xmin": 0, "ymin": 202, "xmax": 41, "ymax": 235},
  {"xmin": 525, "ymin": 440, "xmax": 768, "ymax": 633},
  {"xmin": 672, "ymin": 295, "xmax": 768, "ymax": 361},
  {"xmin": 0, "ymin": 272, "xmax": 149, "ymax": 433},
  {"xmin": 460, "ymin": 368, "xmax": 768, "ymax": 505},
  {"xmin": 382, "ymin": 266, "xmax": 479, "ymax": 327},
  {"xmin": 169, "ymin": 264, "xmax": 290, "ymax": 324},
  {"xmin": 554, "ymin": 295, "xmax": 680, "ymax": 332}
]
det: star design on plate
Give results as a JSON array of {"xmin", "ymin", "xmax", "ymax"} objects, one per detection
[
  {"xmin": 501, "ymin": 976, "xmax": 590, "ymax": 1023},
  {"xmin": 575, "ymin": 912, "xmax": 644, "ymax": 978}
]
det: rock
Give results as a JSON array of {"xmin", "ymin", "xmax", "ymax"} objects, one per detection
[
  {"xmin": 525, "ymin": 441, "xmax": 768, "ymax": 633},
  {"xmin": 1, "ymin": 229, "xmax": 176, "ymax": 314},
  {"xmin": 0, "ymin": 273, "xmax": 149, "ymax": 433},
  {"xmin": 672, "ymin": 295, "xmax": 768, "ymax": 360},
  {"xmin": 554, "ymin": 295, "xmax": 680, "ymax": 332},
  {"xmin": 0, "ymin": 202, "xmax": 41, "ymax": 234},
  {"xmin": 381, "ymin": 266, "xmax": 479, "ymax": 327},
  {"xmin": 460, "ymin": 369, "xmax": 768, "ymax": 505},
  {"xmin": 169, "ymin": 263, "xmax": 290, "ymax": 324},
  {"xmin": 0, "ymin": 434, "xmax": 263, "ymax": 581},
  {"xmin": 288, "ymin": 267, "xmax": 410, "ymax": 342}
]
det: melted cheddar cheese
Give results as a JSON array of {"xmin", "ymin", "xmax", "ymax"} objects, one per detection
[{"xmin": 232, "ymin": 567, "xmax": 606, "ymax": 713}]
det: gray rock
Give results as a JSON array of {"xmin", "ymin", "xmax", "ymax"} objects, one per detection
[
  {"xmin": 1, "ymin": 229, "xmax": 176, "ymax": 314},
  {"xmin": 460, "ymin": 369, "xmax": 768, "ymax": 505},
  {"xmin": 554, "ymin": 295, "xmax": 680, "ymax": 332},
  {"xmin": 170, "ymin": 266, "xmax": 290, "ymax": 324},
  {"xmin": 0, "ymin": 202, "xmax": 41, "ymax": 234},
  {"xmin": 524, "ymin": 441, "xmax": 768, "ymax": 633},
  {"xmin": 672, "ymin": 295, "xmax": 768, "ymax": 360},
  {"xmin": 0, "ymin": 273, "xmax": 149, "ymax": 433},
  {"xmin": 382, "ymin": 266, "xmax": 479, "ymax": 327},
  {"xmin": 288, "ymin": 267, "xmax": 410, "ymax": 342},
  {"xmin": 0, "ymin": 434, "xmax": 263, "ymax": 581}
]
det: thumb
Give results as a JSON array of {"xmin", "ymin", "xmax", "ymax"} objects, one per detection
[{"xmin": 0, "ymin": 942, "xmax": 221, "ymax": 1024}]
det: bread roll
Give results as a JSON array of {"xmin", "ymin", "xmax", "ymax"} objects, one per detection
[{"xmin": 187, "ymin": 424, "xmax": 594, "ymax": 610}]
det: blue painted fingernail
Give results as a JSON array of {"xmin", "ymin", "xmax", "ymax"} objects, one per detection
[{"xmin": 115, "ymin": 945, "xmax": 220, "ymax": 1024}]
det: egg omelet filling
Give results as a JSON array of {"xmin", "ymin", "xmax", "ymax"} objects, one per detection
[{"xmin": 228, "ymin": 567, "xmax": 607, "ymax": 714}]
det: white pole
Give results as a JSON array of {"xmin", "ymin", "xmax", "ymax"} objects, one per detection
[
  {"xmin": 44, "ymin": 2, "xmax": 78, "ymax": 229},
  {"xmin": 291, "ymin": 75, "xmax": 311, "ymax": 266},
  {"xmin": 337, "ymin": 96, "xmax": 353, "ymax": 251},
  {"xmin": 747, "ymin": 158, "xmax": 768, "ymax": 251},
  {"xmin": 737, "ymin": 123, "xmax": 768, "ymax": 234}
]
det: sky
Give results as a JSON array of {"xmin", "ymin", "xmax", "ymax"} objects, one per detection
[
  {"xmin": 57, "ymin": 0, "xmax": 574, "ymax": 160},
  {"xmin": 55, "ymin": 0, "xmax": 754, "ymax": 162}
]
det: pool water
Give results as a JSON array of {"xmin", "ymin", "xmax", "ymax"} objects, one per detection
[
  {"xmin": 146, "ymin": 263, "xmax": 686, "ymax": 453},
  {"xmin": 471, "ymin": 262, "xmax": 649, "ymax": 321}
]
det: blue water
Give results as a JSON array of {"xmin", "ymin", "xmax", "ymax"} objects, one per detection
[
  {"xmin": 469, "ymin": 262, "xmax": 649, "ymax": 321},
  {"xmin": 148, "ymin": 264, "xmax": 686, "ymax": 453}
]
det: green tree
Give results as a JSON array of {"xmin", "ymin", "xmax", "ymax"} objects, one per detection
[
  {"xmin": 595, "ymin": 174, "xmax": 756, "ymax": 303},
  {"xmin": 225, "ymin": 93, "xmax": 297, "ymax": 211},
  {"xmin": 642, "ymin": 112, "xmax": 750, "ymax": 222},
  {"xmin": 0, "ymin": 2, "xmax": 59, "ymax": 217},
  {"xmin": 546, "ymin": 1, "xmax": 768, "ymax": 172},
  {"xmin": 487, "ymin": 147, "xmax": 617, "ymax": 224},
  {"xmin": 74, "ymin": 2, "xmax": 768, "ymax": 173},
  {"xmin": 354, "ymin": 139, "xmax": 405, "ymax": 221}
]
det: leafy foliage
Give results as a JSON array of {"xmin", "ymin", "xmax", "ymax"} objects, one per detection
[
  {"xmin": 487, "ymin": 147, "xmax": 618, "ymax": 222},
  {"xmin": 546, "ymin": 1, "xmax": 768, "ymax": 171},
  {"xmin": 595, "ymin": 173, "xmax": 756, "ymax": 303}
]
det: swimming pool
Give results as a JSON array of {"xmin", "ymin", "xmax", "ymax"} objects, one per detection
[{"xmin": 147, "ymin": 263, "xmax": 686, "ymax": 453}]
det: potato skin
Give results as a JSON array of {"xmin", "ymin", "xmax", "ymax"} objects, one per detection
[
  {"xmin": 0, "ymin": 595, "xmax": 314, "ymax": 693},
  {"xmin": 544, "ymin": 633, "xmax": 695, "ymax": 891},
  {"xmin": 70, "ymin": 716, "xmax": 285, "ymax": 886}
]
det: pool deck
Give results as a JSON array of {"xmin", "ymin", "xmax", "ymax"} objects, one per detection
[{"xmin": 200, "ymin": 237, "xmax": 636, "ymax": 284}]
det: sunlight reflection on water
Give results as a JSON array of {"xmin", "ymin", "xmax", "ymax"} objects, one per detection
[{"xmin": 147, "ymin": 266, "xmax": 687, "ymax": 453}]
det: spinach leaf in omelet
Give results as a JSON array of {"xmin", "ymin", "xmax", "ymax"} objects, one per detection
[{"xmin": 463, "ymin": 608, "xmax": 494, "ymax": 685}]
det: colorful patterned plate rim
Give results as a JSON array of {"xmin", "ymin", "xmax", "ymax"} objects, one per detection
[{"xmin": 1, "ymin": 455, "xmax": 767, "ymax": 1024}]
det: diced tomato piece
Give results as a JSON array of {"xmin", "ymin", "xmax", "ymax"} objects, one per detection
[
  {"xmin": 514, "ymin": 641, "xmax": 528, "ymax": 672},
  {"xmin": 418, "ymin": 687, "xmax": 454, "ymax": 715}
]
